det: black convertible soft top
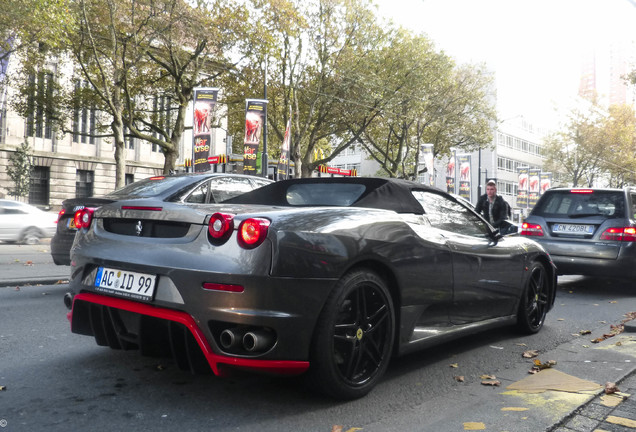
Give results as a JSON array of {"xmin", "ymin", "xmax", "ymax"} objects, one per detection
[{"xmin": 225, "ymin": 177, "xmax": 443, "ymax": 214}]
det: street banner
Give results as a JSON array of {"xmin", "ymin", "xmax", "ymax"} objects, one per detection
[
  {"xmin": 517, "ymin": 167, "xmax": 529, "ymax": 208},
  {"xmin": 277, "ymin": 119, "xmax": 291, "ymax": 180},
  {"xmin": 528, "ymin": 168, "xmax": 541, "ymax": 208},
  {"xmin": 192, "ymin": 88, "xmax": 219, "ymax": 172},
  {"xmin": 446, "ymin": 156, "xmax": 456, "ymax": 194},
  {"xmin": 540, "ymin": 172, "xmax": 552, "ymax": 195},
  {"xmin": 243, "ymin": 99, "xmax": 268, "ymax": 175},
  {"xmin": 457, "ymin": 154, "xmax": 471, "ymax": 201},
  {"xmin": 421, "ymin": 144, "xmax": 434, "ymax": 186}
]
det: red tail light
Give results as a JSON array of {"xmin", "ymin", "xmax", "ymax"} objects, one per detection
[
  {"xmin": 74, "ymin": 207, "xmax": 95, "ymax": 229},
  {"xmin": 208, "ymin": 213, "xmax": 234, "ymax": 240},
  {"xmin": 600, "ymin": 227, "xmax": 636, "ymax": 242},
  {"xmin": 520, "ymin": 222, "xmax": 544, "ymax": 236},
  {"xmin": 570, "ymin": 189, "xmax": 594, "ymax": 194},
  {"xmin": 56, "ymin": 209, "xmax": 65, "ymax": 223},
  {"xmin": 238, "ymin": 218, "xmax": 270, "ymax": 249}
]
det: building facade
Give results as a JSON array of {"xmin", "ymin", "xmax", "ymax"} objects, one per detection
[{"xmin": 0, "ymin": 54, "xmax": 224, "ymax": 211}]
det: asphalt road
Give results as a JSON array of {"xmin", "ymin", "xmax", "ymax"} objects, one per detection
[{"xmin": 1, "ymin": 243, "xmax": 636, "ymax": 431}]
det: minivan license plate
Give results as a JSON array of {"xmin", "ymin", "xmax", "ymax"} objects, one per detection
[
  {"xmin": 552, "ymin": 224, "xmax": 594, "ymax": 234},
  {"xmin": 95, "ymin": 267, "xmax": 156, "ymax": 300}
]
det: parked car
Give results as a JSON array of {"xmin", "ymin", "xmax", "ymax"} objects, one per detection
[
  {"xmin": 0, "ymin": 199, "xmax": 57, "ymax": 244},
  {"xmin": 51, "ymin": 172, "xmax": 273, "ymax": 265},
  {"xmin": 65, "ymin": 177, "xmax": 556, "ymax": 399},
  {"xmin": 521, "ymin": 187, "xmax": 636, "ymax": 278}
]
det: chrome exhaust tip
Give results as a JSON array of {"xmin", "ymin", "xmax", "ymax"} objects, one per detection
[{"xmin": 243, "ymin": 329, "xmax": 275, "ymax": 352}]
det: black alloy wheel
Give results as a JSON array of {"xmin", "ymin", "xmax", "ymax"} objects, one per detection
[
  {"xmin": 517, "ymin": 261, "xmax": 549, "ymax": 334},
  {"xmin": 308, "ymin": 269, "xmax": 395, "ymax": 400}
]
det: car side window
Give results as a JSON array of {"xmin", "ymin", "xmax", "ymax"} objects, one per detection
[
  {"xmin": 209, "ymin": 177, "xmax": 255, "ymax": 202},
  {"xmin": 631, "ymin": 193, "xmax": 636, "ymax": 219},
  {"xmin": 411, "ymin": 190, "xmax": 491, "ymax": 238},
  {"xmin": 185, "ymin": 182, "xmax": 209, "ymax": 203}
]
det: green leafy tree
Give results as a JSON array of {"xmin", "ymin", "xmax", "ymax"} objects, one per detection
[
  {"xmin": 0, "ymin": 0, "xmax": 71, "ymax": 63},
  {"xmin": 349, "ymin": 32, "xmax": 496, "ymax": 179},
  {"xmin": 597, "ymin": 104, "xmax": 636, "ymax": 187},
  {"xmin": 7, "ymin": 141, "xmax": 32, "ymax": 199},
  {"xmin": 124, "ymin": 0, "xmax": 251, "ymax": 173},
  {"xmin": 226, "ymin": 0, "xmax": 390, "ymax": 177},
  {"xmin": 543, "ymin": 104, "xmax": 606, "ymax": 187}
]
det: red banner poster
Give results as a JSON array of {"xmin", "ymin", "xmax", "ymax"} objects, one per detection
[
  {"xmin": 192, "ymin": 88, "xmax": 219, "ymax": 173},
  {"xmin": 446, "ymin": 156, "xmax": 456, "ymax": 194},
  {"xmin": 517, "ymin": 167, "xmax": 529, "ymax": 208},
  {"xmin": 457, "ymin": 154, "xmax": 471, "ymax": 200},
  {"xmin": 540, "ymin": 172, "xmax": 552, "ymax": 195},
  {"xmin": 243, "ymin": 99, "xmax": 267, "ymax": 175},
  {"xmin": 528, "ymin": 168, "xmax": 541, "ymax": 208}
]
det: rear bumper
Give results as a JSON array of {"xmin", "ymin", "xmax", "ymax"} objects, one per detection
[
  {"xmin": 69, "ymin": 292, "xmax": 310, "ymax": 376},
  {"xmin": 50, "ymin": 232, "xmax": 74, "ymax": 265},
  {"xmin": 550, "ymin": 254, "xmax": 636, "ymax": 278}
]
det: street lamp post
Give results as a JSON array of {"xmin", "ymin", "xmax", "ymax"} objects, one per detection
[{"xmin": 261, "ymin": 57, "xmax": 269, "ymax": 178}]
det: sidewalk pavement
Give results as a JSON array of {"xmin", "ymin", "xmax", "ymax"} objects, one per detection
[{"xmin": 553, "ymin": 370, "xmax": 636, "ymax": 432}]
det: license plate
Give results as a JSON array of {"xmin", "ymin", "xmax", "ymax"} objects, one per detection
[
  {"xmin": 94, "ymin": 267, "xmax": 157, "ymax": 301},
  {"xmin": 552, "ymin": 224, "xmax": 594, "ymax": 234}
]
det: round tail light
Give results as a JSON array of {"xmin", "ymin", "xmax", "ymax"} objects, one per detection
[
  {"xmin": 74, "ymin": 208, "xmax": 95, "ymax": 229},
  {"xmin": 238, "ymin": 218, "xmax": 270, "ymax": 249},
  {"xmin": 208, "ymin": 213, "xmax": 234, "ymax": 241}
]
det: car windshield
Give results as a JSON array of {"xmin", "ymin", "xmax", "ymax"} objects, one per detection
[
  {"xmin": 532, "ymin": 190, "xmax": 625, "ymax": 219},
  {"xmin": 105, "ymin": 176, "xmax": 189, "ymax": 199},
  {"xmin": 285, "ymin": 183, "xmax": 366, "ymax": 206}
]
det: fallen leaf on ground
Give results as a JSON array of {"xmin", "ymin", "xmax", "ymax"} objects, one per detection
[
  {"xmin": 331, "ymin": 426, "xmax": 343, "ymax": 432},
  {"xmin": 463, "ymin": 422, "xmax": 486, "ymax": 430},
  {"xmin": 480, "ymin": 374, "xmax": 496, "ymax": 380},
  {"xmin": 591, "ymin": 324, "xmax": 624, "ymax": 343},
  {"xmin": 601, "ymin": 393, "xmax": 626, "ymax": 407},
  {"xmin": 481, "ymin": 380, "xmax": 500, "ymax": 386},
  {"xmin": 450, "ymin": 363, "xmax": 458, "ymax": 368},
  {"xmin": 522, "ymin": 350, "xmax": 539, "ymax": 358},
  {"xmin": 490, "ymin": 345, "xmax": 504, "ymax": 350},
  {"xmin": 0, "ymin": 385, "xmax": 6, "ymax": 391},
  {"xmin": 607, "ymin": 415, "xmax": 636, "ymax": 428},
  {"xmin": 529, "ymin": 359, "xmax": 557, "ymax": 373},
  {"xmin": 558, "ymin": 318, "xmax": 565, "ymax": 321},
  {"xmin": 609, "ymin": 301, "xmax": 617, "ymax": 304},
  {"xmin": 516, "ymin": 343, "xmax": 527, "ymax": 347},
  {"xmin": 622, "ymin": 312, "xmax": 636, "ymax": 323},
  {"xmin": 605, "ymin": 382, "xmax": 620, "ymax": 394},
  {"xmin": 24, "ymin": 260, "xmax": 34, "ymax": 266},
  {"xmin": 579, "ymin": 330, "xmax": 591, "ymax": 335},
  {"xmin": 454, "ymin": 376, "xmax": 465, "ymax": 382}
]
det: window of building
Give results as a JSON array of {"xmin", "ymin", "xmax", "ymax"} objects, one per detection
[
  {"xmin": 26, "ymin": 72, "xmax": 54, "ymax": 139},
  {"xmin": 72, "ymin": 80, "xmax": 97, "ymax": 144},
  {"xmin": 29, "ymin": 166, "xmax": 50, "ymax": 206},
  {"xmin": 76, "ymin": 170, "xmax": 94, "ymax": 198},
  {"xmin": 125, "ymin": 174, "xmax": 134, "ymax": 185}
]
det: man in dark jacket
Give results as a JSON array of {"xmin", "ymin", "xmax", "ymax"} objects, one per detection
[{"xmin": 475, "ymin": 180, "xmax": 509, "ymax": 229}]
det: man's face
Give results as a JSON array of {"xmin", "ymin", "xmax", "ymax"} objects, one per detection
[{"xmin": 486, "ymin": 185, "xmax": 496, "ymax": 198}]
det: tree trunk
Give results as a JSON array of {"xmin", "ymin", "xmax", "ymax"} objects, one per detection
[{"xmin": 111, "ymin": 117, "xmax": 126, "ymax": 190}]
